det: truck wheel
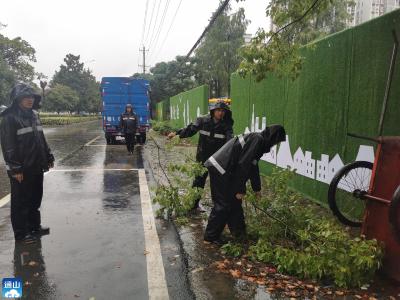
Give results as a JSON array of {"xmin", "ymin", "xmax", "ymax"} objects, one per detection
[
  {"xmin": 106, "ymin": 136, "xmax": 112, "ymax": 145},
  {"xmin": 389, "ymin": 185, "xmax": 400, "ymax": 243},
  {"xmin": 140, "ymin": 133, "xmax": 146, "ymax": 144},
  {"xmin": 328, "ymin": 161, "xmax": 373, "ymax": 227}
]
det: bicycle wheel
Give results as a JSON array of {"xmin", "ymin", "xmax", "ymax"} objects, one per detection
[
  {"xmin": 389, "ymin": 185, "xmax": 400, "ymax": 243},
  {"xmin": 328, "ymin": 161, "xmax": 373, "ymax": 227}
]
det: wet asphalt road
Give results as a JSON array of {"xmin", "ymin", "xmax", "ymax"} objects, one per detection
[
  {"xmin": 2, "ymin": 122, "xmax": 399, "ymax": 299},
  {"xmin": 0, "ymin": 121, "xmax": 193, "ymax": 300}
]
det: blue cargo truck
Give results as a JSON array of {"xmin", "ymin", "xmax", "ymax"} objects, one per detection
[{"xmin": 101, "ymin": 77, "xmax": 150, "ymax": 145}]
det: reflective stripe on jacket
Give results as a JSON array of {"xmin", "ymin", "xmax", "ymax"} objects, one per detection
[
  {"xmin": 177, "ymin": 114, "xmax": 234, "ymax": 163},
  {"xmin": 204, "ymin": 132, "xmax": 264, "ymax": 194},
  {"xmin": 0, "ymin": 109, "xmax": 54, "ymax": 176},
  {"xmin": 120, "ymin": 112, "xmax": 138, "ymax": 134}
]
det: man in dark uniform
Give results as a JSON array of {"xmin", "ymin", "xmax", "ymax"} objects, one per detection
[
  {"xmin": 0, "ymin": 83, "xmax": 55, "ymax": 243},
  {"xmin": 120, "ymin": 104, "xmax": 137, "ymax": 154},
  {"xmin": 203, "ymin": 125, "xmax": 286, "ymax": 245},
  {"xmin": 168, "ymin": 101, "xmax": 234, "ymax": 212}
]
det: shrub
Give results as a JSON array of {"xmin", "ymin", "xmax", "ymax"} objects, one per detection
[
  {"xmin": 150, "ymin": 120, "xmax": 178, "ymax": 135},
  {"xmin": 244, "ymin": 168, "xmax": 384, "ymax": 288},
  {"xmin": 153, "ymin": 155, "xmax": 207, "ymax": 220},
  {"xmin": 221, "ymin": 242, "xmax": 244, "ymax": 258}
]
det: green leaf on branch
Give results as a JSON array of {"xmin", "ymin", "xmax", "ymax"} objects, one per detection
[
  {"xmin": 239, "ymin": 0, "xmax": 355, "ymax": 81},
  {"xmin": 221, "ymin": 242, "xmax": 244, "ymax": 258},
  {"xmin": 244, "ymin": 168, "xmax": 383, "ymax": 288},
  {"xmin": 153, "ymin": 151, "xmax": 206, "ymax": 220}
]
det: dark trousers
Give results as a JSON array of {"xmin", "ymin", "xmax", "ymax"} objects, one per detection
[
  {"xmin": 192, "ymin": 170, "xmax": 208, "ymax": 208},
  {"xmin": 204, "ymin": 168, "xmax": 246, "ymax": 241},
  {"xmin": 125, "ymin": 133, "xmax": 135, "ymax": 152},
  {"xmin": 10, "ymin": 173, "xmax": 44, "ymax": 239}
]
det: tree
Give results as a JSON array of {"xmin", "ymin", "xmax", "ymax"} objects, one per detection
[
  {"xmin": 51, "ymin": 54, "xmax": 100, "ymax": 113},
  {"xmin": 239, "ymin": 0, "xmax": 355, "ymax": 81},
  {"xmin": 0, "ymin": 31, "xmax": 38, "ymax": 104},
  {"xmin": 42, "ymin": 84, "xmax": 79, "ymax": 113},
  {"xmin": 0, "ymin": 34, "xmax": 36, "ymax": 82},
  {"xmin": 52, "ymin": 54, "xmax": 84, "ymax": 95},
  {"xmin": 82, "ymin": 71, "xmax": 102, "ymax": 113},
  {"xmin": 195, "ymin": 5, "xmax": 249, "ymax": 97},
  {"xmin": 132, "ymin": 73, "xmax": 153, "ymax": 81},
  {"xmin": 0, "ymin": 56, "xmax": 16, "ymax": 106},
  {"xmin": 149, "ymin": 56, "xmax": 197, "ymax": 102}
]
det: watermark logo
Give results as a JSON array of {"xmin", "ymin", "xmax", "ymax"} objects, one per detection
[{"xmin": 2, "ymin": 278, "xmax": 22, "ymax": 299}]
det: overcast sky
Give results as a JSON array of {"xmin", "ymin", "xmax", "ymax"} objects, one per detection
[{"xmin": 0, "ymin": 0, "xmax": 270, "ymax": 81}]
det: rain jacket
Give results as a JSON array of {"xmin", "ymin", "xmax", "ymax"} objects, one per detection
[
  {"xmin": 204, "ymin": 125, "xmax": 286, "ymax": 194},
  {"xmin": 120, "ymin": 105, "xmax": 137, "ymax": 134},
  {"xmin": 177, "ymin": 101, "xmax": 234, "ymax": 163},
  {"xmin": 0, "ymin": 83, "xmax": 54, "ymax": 176}
]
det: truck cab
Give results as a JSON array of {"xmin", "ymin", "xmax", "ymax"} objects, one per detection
[{"xmin": 101, "ymin": 77, "xmax": 150, "ymax": 145}]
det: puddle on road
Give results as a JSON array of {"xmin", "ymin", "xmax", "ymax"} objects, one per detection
[{"xmin": 177, "ymin": 216, "xmax": 265, "ymax": 300}]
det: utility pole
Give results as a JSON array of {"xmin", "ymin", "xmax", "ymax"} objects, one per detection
[{"xmin": 139, "ymin": 46, "xmax": 150, "ymax": 74}]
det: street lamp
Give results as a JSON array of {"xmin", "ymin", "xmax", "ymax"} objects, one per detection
[{"xmin": 40, "ymin": 80, "xmax": 47, "ymax": 101}]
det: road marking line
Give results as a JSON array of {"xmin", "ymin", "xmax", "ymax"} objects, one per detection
[
  {"xmin": 0, "ymin": 194, "xmax": 10, "ymax": 208},
  {"xmin": 84, "ymin": 145, "xmax": 107, "ymax": 147},
  {"xmin": 138, "ymin": 169, "xmax": 169, "ymax": 300},
  {"xmin": 84, "ymin": 135, "xmax": 101, "ymax": 147},
  {"xmin": 0, "ymin": 168, "xmax": 140, "ymax": 208},
  {"xmin": 0, "ymin": 170, "xmax": 53, "ymax": 208}
]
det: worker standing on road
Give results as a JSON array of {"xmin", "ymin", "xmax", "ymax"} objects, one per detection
[
  {"xmin": 120, "ymin": 104, "xmax": 137, "ymax": 154},
  {"xmin": 167, "ymin": 101, "xmax": 234, "ymax": 213},
  {"xmin": 0, "ymin": 83, "xmax": 54, "ymax": 244},
  {"xmin": 203, "ymin": 125, "xmax": 286, "ymax": 245}
]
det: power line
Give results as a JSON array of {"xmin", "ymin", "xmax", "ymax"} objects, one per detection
[
  {"xmin": 148, "ymin": 0, "xmax": 171, "ymax": 53},
  {"xmin": 141, "ymin": 0, "xmax": 150, "ymax": 45},
  {"xmin": 145, "ymin": 0, "xmax": 157, "ymax": 45},
  {"xmin": 149, "ymin": 0, "xmax": 171, "ymax": 52},
  {"xmin": 151, "ymin": 0, "xmax": 183, "ymax": 64},
  {"xmin": 148, "ymin": 0, "xmax": 169, "ymax": 50},
  {"xmin": 150, "ymin": 0, "xmax": 231, "ymax": 74},
  {"xmin": 147, "ymin": 0, "xmax": 163, "ymax": 49}
]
